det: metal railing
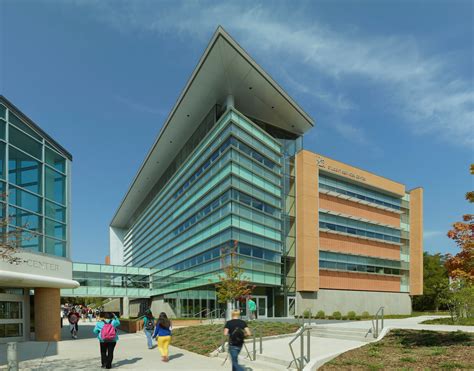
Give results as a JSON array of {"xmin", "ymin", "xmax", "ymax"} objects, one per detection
[
  {"xmin": 208, "ymin": 309, "xmax": 226, "ymax": 324},
  {"xmin": 288, "ymin": 324, "xmax": 312, "ymax": 371},
  {"xmin": 371, "ymin": 306, "xmax": 384, "ymax": 338},
  {"xmin": 220, "ymin": 329, "xmax": 262, "ymax": 363}
]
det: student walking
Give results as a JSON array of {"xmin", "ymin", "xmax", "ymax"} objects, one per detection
[
  {"xmin": 143, "ymin": 309, "xmax": 155, "ymax": 349},
  {"xmin": 67, "ymin": 309, "xmax": 80, "ymax": 339},
  {"xmin": 93, "ymin": 312, "xmax": 120, "ymax": 369},
  {"xmin": 153, "ymin": 312, "xmax": 172, "ymax": 362},
  {"xmin": 224, "ymin": 310, "xmax": 251, "ymax": 371}
]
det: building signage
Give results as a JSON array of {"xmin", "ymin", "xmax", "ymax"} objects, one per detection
[
  {"xmin": 0, "ymin": 250, "xmax": 72, "ymax": 281},
  {"xmin": 316, "ymin": 157, "xmax": 366, "ymax": 182}
]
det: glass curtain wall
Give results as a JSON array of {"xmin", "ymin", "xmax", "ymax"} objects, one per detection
[
  {"xmin": 123, "ymin": 109, "xmax": 284, "ymax": 297},
  {"xmin": 0, "ymin": 102, "xmax": 69, "ymax": 258}
]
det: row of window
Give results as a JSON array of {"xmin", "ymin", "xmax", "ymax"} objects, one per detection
[
  {"xmin": 125, "ymin": 159, "xmax": 282, "ymax": 264},
  {"xmin": 319, "ymin": 174, "xmax": 401, "ymax": 210},
  {"xmin": 320, "ymin": 260, "xmax": 402, "ymax": 276},
  {"xmin": 319, "ymin": 251, "xmax": 402, "ymax": 268},
  {"xmin": 174, "ymin": 189, "xmax": 279, "ymax": 237},
  {"xmin": 319, "ymin": 213, "xmax": 401, "ymax": 242},
  {"xmin": 126, "ymin": 117, "xmax": 282, "ymax": 249},
  {"xmin": 174, "ymin": 135, "xmax": 280, "ymax": 201}
]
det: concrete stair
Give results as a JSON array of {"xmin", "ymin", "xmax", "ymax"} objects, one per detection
[{"xmin": 310, "ymin": 326, "xmax": 373, "ymax": 342}]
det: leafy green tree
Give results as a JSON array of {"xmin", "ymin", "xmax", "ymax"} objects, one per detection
[
  {"xmin": 412, "ymin": 252, "xmax": 450, "ymax": 311},
  {"xmin": 214, "ymin": 241, "xmax": 254, "ymax": 316}
]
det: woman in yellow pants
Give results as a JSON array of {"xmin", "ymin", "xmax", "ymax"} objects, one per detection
[{"xmin": 153, "ymin": 312, "xmax": 172, "ymax": 362}]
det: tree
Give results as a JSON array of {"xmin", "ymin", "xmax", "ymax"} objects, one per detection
[
  {"xmin": 0, "ymin": 193, "xmax": 37, "ymax": 265},
  {"xmin": 214, "ymin": 240, "xmax": 254, "ymax": 317},
  {"xmin": 444, "ymin": 164, "xmax": 474, "ymax": 283},
  {"xmin": 412, "ymin": 252, "xmax": 449, "ymax": 311}
]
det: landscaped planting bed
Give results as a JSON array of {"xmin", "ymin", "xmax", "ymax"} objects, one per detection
[
  {"xmin": 421, "ymin": 317, "xmax": 474, "ymax": 326},
  {"xmin": 320, "ymin": 329, "xmax": 474, "ymax": 370},
  {"xmin": 171, "ymin": 321, "xmax": 299, "ymax": 356}
]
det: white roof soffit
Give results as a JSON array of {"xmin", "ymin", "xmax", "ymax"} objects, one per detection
[{"xmin": 111, "ymin": 26, "xmax": 314, "ymax": 228}]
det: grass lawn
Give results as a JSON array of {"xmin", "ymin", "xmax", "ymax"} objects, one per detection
[
  {"xmin": 171, "ymin": 321, "xmax": 299, "ymax": 356},
  {"xmin": 421, "ymin": 317, "xmax": 474, "ymax": 326},
  {"xmin": 320, "ymin": 329, "xmax": 473, "ymax": 370}
]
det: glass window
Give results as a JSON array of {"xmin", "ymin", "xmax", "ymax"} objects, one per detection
[
  {"xmin": 9, "ymin": 185, "xmax": 42, "ymax": 213},
  {"xmin": 45, "ymin": 147, "xmax": 65, "ymax": 173},
  {"xmin": 0, "ymin": 104, "xmax": 6, "ymax": 119},
  {"xmin": 45, "ymin": 167, "xmax": 65, "ymax": 205},
  {"xmin": 8, "ymin": 112, "xmax": 42, "ymax": 140},
  {"xmin": 45, "ymin": 200, "xmax": 66, "ymax": 223},
  {"xmin": 45, "ymin": 237, "xmax": 66, "ymax": 257},
  {"xmin": 0, "ymin": 120, "xmax": 5, "ymax": 140},
  {"xmin": 9, "ymin": 126, "xmax": 42, "ymax": 159},
  {"xmin": 9, "ymin": 227, "xmax": 42, "ymax": 253},
  {"xmin": 9, "ymin": 147, "xmax": 41, "ymax": 194},
  {"xmin": 0, "ymin": 142, "xmax": 5, "ymax": 178},
  {"xmin": 9, "ymin": 206, "xmax": 41, "ymax": 232},
  {"xmin": 45, "ymin": 218, "xmax": 66, "ymax": 240},
  {"xmin": 0, "ymin": 301, "xmax": 22, "ymax": 319}
]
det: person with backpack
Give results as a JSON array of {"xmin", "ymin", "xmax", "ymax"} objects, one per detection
[
  {"xmin": 152, "ymin": 312, "xmax": 172, "ymax": 362},
  {"xmin": 224, "ymin": 310, "xmax": 251, "ymax": 371},
  {"xmin": 67, "ymin": 308, "xmax": 80, "ymax": 339},
  {"xmin": 93, "ymin": 312, "xmax": 120, "ymax": 369},
  {"xmin": 143, "ymin": 309, "xmax": 155, "ymax": 349}
]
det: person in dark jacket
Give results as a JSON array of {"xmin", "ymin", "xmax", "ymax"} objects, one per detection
[{"xmin": 153, "ymin": 312, "xmax": 172, "ymax": 362}]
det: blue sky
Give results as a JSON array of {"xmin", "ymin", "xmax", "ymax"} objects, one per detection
[{"xmin": 1, "ymin": 0, "xmax": 472, "ymax": 263}]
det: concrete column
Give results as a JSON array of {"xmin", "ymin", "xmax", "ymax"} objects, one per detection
[
  {"xmin": 34, "ymin": 288, "xmax": 60, "ymax": 341},
  {"xmin": 122, "ymin": 296, "xmax": 130, "ymax": 318},
  {"xmin": 225, "ymin": 94, "xmax": 235, "ymax": 110},
  {"xmin": 23, "ymin": 289, "xmax": 30, "ymax": 341}
]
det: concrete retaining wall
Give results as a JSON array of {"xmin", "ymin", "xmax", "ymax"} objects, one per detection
[
  {"xmin": 151, "ymin": 297, "xmax": 177, "ymax": 318},
  {"xmin": 296, "ymin": 289, "xmax": 411, "ymax": 315}
]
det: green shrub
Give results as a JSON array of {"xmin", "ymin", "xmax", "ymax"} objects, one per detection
[
  {"xmin": 328, "ymin": 315, "xmax": 334, "ymax": 320},
  {"xmin": 333, "ymin": 311, "xmax": 342, "ymax": 320},
  {"xmin": 316, "ymin": 310, "xmax": 325, "ymax": 319},
  {"xmin": 303, "ymin": 309, "xmax": 312, "ymax": 319},
  {"xmin": 361, "ymin": 311, "xmax": 370, "ymax": 319},
  {"xmin": 342, "ymin": 316, "xmax": 348, "ymax": 320},
  {"xmin": 347, "ymin": 311, "xmax": 357, "ymax": 320},
  {"xmin": 355, "ymin": 315, "xmax": 362, "ymax": 321}
]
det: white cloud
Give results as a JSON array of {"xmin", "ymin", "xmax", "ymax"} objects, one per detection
[
  {"xmin": 424, "ymin": 230, "xmax": 445, "ymax": 239},
  {"xmin": 76, "ymin": 0, "xmax": 474, "ymax": 148},
  {"xmin": 115, "ymin": 95, "xmax": 166, "ymax": 116}
]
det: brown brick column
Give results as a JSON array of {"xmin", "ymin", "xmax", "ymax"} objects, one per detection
[{"xmin": 35, "ymin": 288, "xmax": 61, "ymax": 341}]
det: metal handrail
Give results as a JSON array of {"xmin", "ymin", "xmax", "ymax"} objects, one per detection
[
  {"xmin": 372, "ymin": 306, "xmax": 384, "ymax": 338},
  {"xmin": 209, "ymin": 309, "xmax": 226, "ymax": 324},
  {"xmin": 288, "ymin": 324, "xmax": 311, "ymax": 371}
]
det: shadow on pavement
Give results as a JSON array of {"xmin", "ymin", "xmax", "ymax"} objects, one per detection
[
  {"xmin": 0, "ymin": 341, "xmax": 58, "ymax": 366},
  {"xmin": 114, "ymin": 357, "xmax": 142, "ymax": 367},
  {"xmin": 168, "ymin": 353, "xmax": 184, "ymax": 360}
]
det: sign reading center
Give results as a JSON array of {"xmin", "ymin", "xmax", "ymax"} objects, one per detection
[{"xmin": 316, "ymin": 157, "xmax": 366, "ymax": 182}]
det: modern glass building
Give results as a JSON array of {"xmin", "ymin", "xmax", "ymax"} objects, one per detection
[
  {"xmin": 110, "ymin": 28, "xmax": 423, "ymax": 318},
  {"xmin": 0, "ymin": 95, "xmax": 77, "ymax": 343}
]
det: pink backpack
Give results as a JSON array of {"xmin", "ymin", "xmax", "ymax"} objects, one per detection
[{"xmin": 100, "ymin": 321, "xmax": 116, "ymax": 342}]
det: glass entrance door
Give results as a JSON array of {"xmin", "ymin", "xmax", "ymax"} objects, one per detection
[
  {"xmin": 254, "ymin": 296, "xmax": 267, "ymax": 318},
  {"xmin": 0, "ymin": 293, "xmax": 24, "ymax": 343},
  {"xmin": 287, "ymin": 296, "xmax": 296, "ymax": 317}
]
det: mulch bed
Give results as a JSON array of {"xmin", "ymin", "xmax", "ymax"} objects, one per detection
[{"xmin": 320, "ymin": 329, "xmax": 474, "ymax": 370}]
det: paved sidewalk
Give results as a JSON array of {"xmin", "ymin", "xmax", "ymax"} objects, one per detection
[{"xmin": 0, "ymin": 322, "xmax": 263, "ymax": 370}]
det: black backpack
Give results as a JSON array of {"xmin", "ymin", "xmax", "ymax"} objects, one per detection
[
  {"xmin": 230, "ymin": 326, "xmax": 245, "ymax": 345},
  {"xmin": 145, "ymin": 318, "xmax": 155, "ymax": 331}
]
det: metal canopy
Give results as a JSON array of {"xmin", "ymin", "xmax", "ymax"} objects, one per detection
[{"xmin": 111, "ymin": 26, "xmax": 314, "ymax": 228}]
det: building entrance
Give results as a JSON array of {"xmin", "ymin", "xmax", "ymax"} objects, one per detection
[{"xmin": 0, "ymin": 291, "xmax": 26, "ymax": 343}]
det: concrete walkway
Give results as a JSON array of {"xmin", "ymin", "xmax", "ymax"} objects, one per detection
[{"xmin": 0, "ymin": 322, "xmax": 270, "ymax": 370}]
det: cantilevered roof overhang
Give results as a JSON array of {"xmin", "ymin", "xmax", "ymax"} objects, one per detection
[{"xmin": 111, "ymin": 26, "xmax": 314, "ymax": 228}]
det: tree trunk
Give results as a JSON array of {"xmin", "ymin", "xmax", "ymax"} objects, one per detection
[{"xmin": 226, "ymin": 300, "xmax": 233, "ymax": 320}]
